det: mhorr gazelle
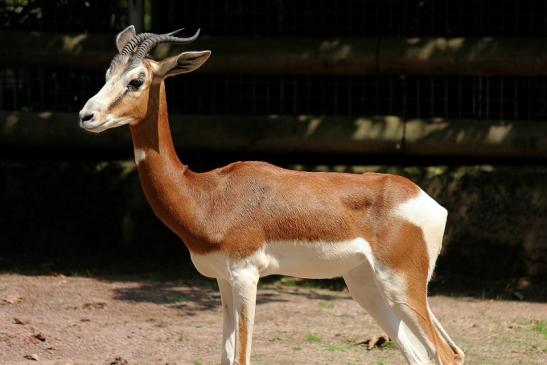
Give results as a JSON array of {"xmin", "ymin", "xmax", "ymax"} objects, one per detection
[{"xmin": 79, "ymin": 25, "xmax": 464, "ymax": 365}]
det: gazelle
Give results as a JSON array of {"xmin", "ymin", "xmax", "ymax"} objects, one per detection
[{"xmin": 79, "ymin": 26, "xmax": 464, "ymax": 365}]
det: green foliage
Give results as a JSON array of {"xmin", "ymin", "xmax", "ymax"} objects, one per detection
[
  {"xmin": 279, "ymin": 276, "xmax": 299, "ymax": 286},
  {"xmin": 533, "ymin": 320, "xmax": 547, "ymax": 339},
  {"xmin": 319, "ymin": 301, "xmax": 335, "ymax": 309},
  {"xmin": 1, "ymin": 0, "xmax": 128, "ymax": 31},
  {"xmin": 168, "ymin": 295, "xmax": 188, "ymax": 304},
  {"xmin": 321, "ymin": 343, "xmax": 350, "ymax": 352},
  {"xmin": 304, "ymin": 333, "xmax": 321, "ymax": 343},
  {"xmin": 381, "ymin": 341, "xmax": 397, "ymax": 350}
]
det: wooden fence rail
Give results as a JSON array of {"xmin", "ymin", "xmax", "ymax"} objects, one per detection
[
  {"xmin": 1, "ymin": 111, "xmax": 545, "ymax": 160},
  {"xmin": 1, "ymin": 31, "xmax": 547, "ymax": 75}
]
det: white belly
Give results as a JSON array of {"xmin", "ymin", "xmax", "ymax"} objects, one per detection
[{"xmin": 190, "ymin": 237, "xmax": 374, "ymax": 280}]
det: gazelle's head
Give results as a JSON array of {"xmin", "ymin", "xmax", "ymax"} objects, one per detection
[{"xmin": 79, "ymin": 25, "xmax": 210, "ymax": 133}]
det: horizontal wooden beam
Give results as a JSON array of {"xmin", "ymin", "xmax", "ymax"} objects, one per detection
[
  {"xmin": 1, "ymin": 111, "xmax": 545, "ymax": 160},
  {"xmin": 1, "ymin": 31, "xmax": 547, "ymax": 75}
]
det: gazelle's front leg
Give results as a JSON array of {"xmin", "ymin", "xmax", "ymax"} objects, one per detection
[
  {"xmin": 230, "ymin": 268, "xmax": 259, "ymax": 365},
  {"xmin": 218, "ymin": 278, "xmax": 236, "ymax": 365}
]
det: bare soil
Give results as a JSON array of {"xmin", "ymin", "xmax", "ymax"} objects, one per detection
[{"xmin": 1, "ymin": 273, "xmax": 546, "ymax": 365}]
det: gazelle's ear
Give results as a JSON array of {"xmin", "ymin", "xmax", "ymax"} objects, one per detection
[
  {"xmin": 155, "ymin": 50, "xmax": 211, "ymax": 78},
  {"xmin": 116, "ymin": 25, "xmax": 136, "ymax": 53}
]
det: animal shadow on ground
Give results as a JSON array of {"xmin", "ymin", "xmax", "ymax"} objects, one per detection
[
  {"xmin": 111, "ymin": 279, "xmax": 294, "ymax": 316},
  {"xmin": 3, "ymin": 254, "xmax": 546, "ymax": 304}
]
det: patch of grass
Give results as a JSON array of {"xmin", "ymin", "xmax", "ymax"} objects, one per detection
[
  {"xmin": 192, "ymin": 361, "xmax": 202, "ymax": 365},
  {"xmin": 373, "ymin": 361, "xmax": 388, "ymax": 365},
  {"xmin": 304, "ymin": 333, "xmax": 321, "ymax": 343},
  {"xmin": 292, "ymin": 346, "xmax": 302, "ymax": 351},
  {"xmin": 280, "ymin": 276, "xmax": 299, "ymax": 286},
  {"xmin": 252, "ymin": 354, "xmax": 267, "ymax": 364},
  {"xmin": 269, "ymin": 335, "xmax": 282, "ymax": 343},
  {"xmin": 513, "ymin": 318, "xmax": 531, "ymax": 326},
  {"xmin": 319, "ymin": 301, "xmax": 335, "ymax": 309},
  {"xmin": 321, "ymin": 343, "xmax": 349, "ymax": 352},
  {"xmin": 168, "ymin": 294, "xmax": 188, "ymax": 304},
  {"xmin": 381, "ymin": 340, "xmax": 397, "ymax": 350},
  {"xmin": 528, "ymin": 344, "xmax": 547, "ymax": 354},
  {"xmin": 532, "ymin": 320, "xmax": 547, "ymax": 339}
]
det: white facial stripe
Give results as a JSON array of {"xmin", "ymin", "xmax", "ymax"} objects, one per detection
[
  {"xmin": 105, "ymin": 67, "xmax": 147, "ymax": 108},
  {"xmin": 91, "ymin": 81, "xmax": 111, "ymax": 107},
  {"xmin": 124, "ymin": 67, "xmax": 147, "ymax": 82},
  {"xmin": 85, "ymin": 78, "xmax": 121, "ymax": 110},
  {"xmin": 91, "ymin": 66, "xmax": 146, "ymax": 106},
  {"xmin": 80, "ymin": 61, "xmax": 150, "ymax": 133}
]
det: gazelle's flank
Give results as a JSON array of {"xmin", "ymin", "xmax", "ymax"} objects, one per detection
[{"xmin": 79, "ymin": 25, "xmax": 464, "ymax": 365}]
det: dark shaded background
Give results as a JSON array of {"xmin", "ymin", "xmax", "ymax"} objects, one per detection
[{"xmin": 1, "ymin": 1, "xmax": 546, "ymax": 295}]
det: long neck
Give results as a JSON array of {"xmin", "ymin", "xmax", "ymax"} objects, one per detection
[
  {"xmin": 130, "ymin": 81, "xmax": 184, "ymax": 171},
  {"xmin": 129, "ymin": 81, "xmax": 207, "ymax": 252}
]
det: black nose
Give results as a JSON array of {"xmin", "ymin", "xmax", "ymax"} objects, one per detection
[{"xmin": 80, "ymin": 113, "xmax": 94, "ymax": 123}]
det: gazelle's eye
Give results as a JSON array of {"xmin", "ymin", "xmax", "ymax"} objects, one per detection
[{"xmin": 128, "ymin": 79, "xmax": 143, "ymax": 90}]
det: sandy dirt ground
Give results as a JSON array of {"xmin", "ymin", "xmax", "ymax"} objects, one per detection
[{"xmin": 1, "ymin": 273, "xmax": 546, "ymax": 365}]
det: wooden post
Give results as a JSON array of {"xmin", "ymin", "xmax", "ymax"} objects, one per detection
[{"xmin": 128, "ymin": 0, "xmax": 145, "ymax": 33}]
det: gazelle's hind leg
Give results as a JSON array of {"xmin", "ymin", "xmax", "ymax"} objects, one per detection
[
  {"xmin": 370, "ymin": 191, "xmax": 464, "ymax": 364},
  {"xmin": 387, "ymin": 272, "xmax": 463, "ymax": 365},
  {"xmin": 374, "ymin": 265, "xmax": 463, "ymax": 365},
  {"xmin": 344, "ymin": 264, "xmax": 434, "ymax": 365},
  {"xmin": 429, "ymin": 309, "xmax": 465, "ymax": 363}
]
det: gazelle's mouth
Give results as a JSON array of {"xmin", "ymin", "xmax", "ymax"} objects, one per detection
[
  {"xmin": 80, "ymin": 119, "xmax": 106, "ymax": 133},
  {"xmin": 81, "ymin": 125, "xmax": 104, "ymax": 133},
  {"xmin": 80, "ymin": 116, "xmax": 134, "ymax": 133}
]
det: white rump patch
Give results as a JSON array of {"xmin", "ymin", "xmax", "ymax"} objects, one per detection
[{"xmin": 392, "ymin": 190, "xmax": 448, "ymax": 280}]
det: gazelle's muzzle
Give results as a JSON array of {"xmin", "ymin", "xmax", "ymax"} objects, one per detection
[
  {"xmin": 79, "ymin": 98, "xmax": 105, "ymax": 133},
  {"xmin": 79, "ymin": 80, "xmax": 120, "ymax": 133},
  {"xmin": 79, "ymin": 92, "xmax": 138, "ymax": 133}
]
